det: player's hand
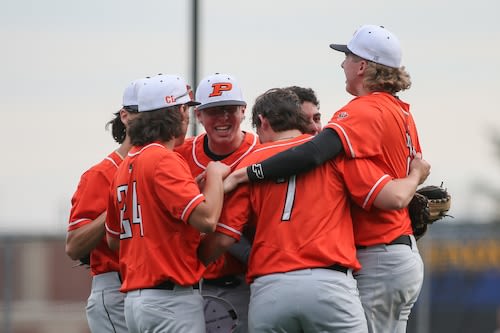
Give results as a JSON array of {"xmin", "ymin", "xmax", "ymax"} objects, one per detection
[
  {"xmin": 410, "ymin": 153, "xmax": 431, "ymax": 185},
  {"xmin": 206, "ymin": 161, "xmax": 231, "ymax": 179},
  {"xmin": 223, "ymin": 168, "xmax": 248, "ymax": 193},
  {"xmin": 195, "ymin": 171, "xmax": 207, "ymax": 191}
]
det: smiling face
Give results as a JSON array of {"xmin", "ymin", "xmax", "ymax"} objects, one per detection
[{"xmin": 196, "ymin": 105, "xmax": 246, "ymax": 155}]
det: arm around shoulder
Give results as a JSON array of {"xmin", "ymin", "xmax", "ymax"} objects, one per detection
[{"xmin": 246, "ymin": 128, "xmax": 343, "ymax": 182}]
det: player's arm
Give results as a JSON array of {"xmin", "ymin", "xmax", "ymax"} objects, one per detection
[
  {"xmin": 224, "ymin": 128, "xmax": 343, "ymax": 192},
  {"xmin": 65, "ymin": 212, "xmax": 106, "ymax": 260},
  {"xmin": 188, "ymin": 161, "xmax": 230, "ymax": 233},
  {"xmin": 227, "ymin": 234, "xmax": 252, "ymax": 264},
  {"xmin": 105, "ymin": 185, "xmax": 121, "ymax": 252},
  {"xmin": 374, "ymin": 153, "xmax": 431, "ymax": 210},
  {"xmin": 107, "ymin": 234, "xmax": 120, "ymax": 252},
  {"xmin": 198, "ymin": 232, "xmax": 237, "ymax": 266}
]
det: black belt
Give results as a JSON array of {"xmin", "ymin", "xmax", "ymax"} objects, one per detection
[
  {"xmin": 151, "ymin": 280, "xmax": 200, "ymax": 290},
  {"xmin": 324, "ymin": 264, "xmax": 349, "ymax": 274},
  {"xmin": 356, "ymin": 235, "xmax": 412, "ymax": 250},
  {"xmin": 203, "ymin": 275, "xmax": 241, "ymax": 288}
]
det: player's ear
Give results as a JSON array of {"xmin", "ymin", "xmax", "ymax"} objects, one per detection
[
  {"xmin": 120, "ymin": 108, "xmax": 139, "ymax": 127},
  {"xmin": 357, "ymin": 59, "xmax": 368, "ymax": 75},
  {"xmin": 258, "ymin": 114, "xmax": 269, "ymax": 130},
  {"xmin": 239, "ymin": 106, "xmax": 247, "ymax": 124},
  {"xmin": 119, "ymin": 108, "xmax": 130, "ymax": 126},
  {"xmin": 195, "ymin": 107, "xmax": 204, "ymax": 124},
  {"xmin": 181, "ymin": 104, "xmax": 190, "ymax": 123}
]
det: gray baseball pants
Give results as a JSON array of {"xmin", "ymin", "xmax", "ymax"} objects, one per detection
[
  {"xmin": 86, "ymin": 271, "xmax": 128, "ymax": 333},
  {"xmin": 354, "ymin": 235, "xmax": 424, "ymax": 333}
]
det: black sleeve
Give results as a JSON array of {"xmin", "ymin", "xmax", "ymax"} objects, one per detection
[{"xmin": 246, "ymin": 128, "xmax": 344, "ymax": 181}]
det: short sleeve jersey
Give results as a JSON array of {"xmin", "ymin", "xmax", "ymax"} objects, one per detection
[
  {"xmin": 106, "ymin": 143, "xmax": 206, "ymax": 292},
  {"xmin": 68, "ymin": 151, "xmax": 123, "ymax": 276},
  {"xmin": 325, "ymin": 92, "xmax": 421, "ymax": 246},
  {"xmin": 175, "ymin": 132, "xmax": 258, "ymax": 279},
  {"xmin": 218, "ymin": 135, "xmax": 361, "ymax": 284}
]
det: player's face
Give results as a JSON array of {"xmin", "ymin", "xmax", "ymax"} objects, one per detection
[
  {"xmin": 197, "ymin": 105, "xmax": 245, "ymax": 152},
  {"xmin": 341, "ymin": 53, "xmax": 364, "ymax": 96},
  {"xmin": 301, "ymin": 101, "xmax": 321, "ymax": 135}
]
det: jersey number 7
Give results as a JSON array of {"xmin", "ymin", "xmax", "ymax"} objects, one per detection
[{"xmin": 281, "ymin": 175, "xmax": 296, "ymax": 221}]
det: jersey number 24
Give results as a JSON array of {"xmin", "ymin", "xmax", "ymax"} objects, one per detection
[{"xmin": 116, "ymin": 182, "xmax": 144, "ymax": 239}]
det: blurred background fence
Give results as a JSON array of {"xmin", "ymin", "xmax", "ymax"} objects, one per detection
[{"xmin": 2, "ymin": 221, "xmax": 500, "ymax": 333}]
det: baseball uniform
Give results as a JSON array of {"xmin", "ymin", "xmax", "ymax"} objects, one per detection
[
  {"xmin": 68, "ymin": 151, "xmax": 127, "ymax": 333},
  {"xmin": 327, "ymin": 92, "xmax": 424, "ymax": 333},
  {"xmin": 175, "ymin": 131, "xmax": 257, "ymax": 332},
  {"xmin": 106, "ymin": 143, "xmax": 207, "ymax": 333},
  {"xmin": 218, "ymin": 134, "xmax": 367, "ymax": 333}
]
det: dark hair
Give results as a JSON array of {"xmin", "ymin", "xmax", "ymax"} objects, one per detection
[
  {"xmin": 252, "ymin": 88, "xmax": 310, "ymax": 134},
  {"xmin": 285, "ymin": 86, "xmax": 320, "ymax": 108},
  {"xmin": 106, "ymin": 108, "xmax": 137, "ymax": 144},
  {"xmin": 127, "ymin": 106, "xmax": 184, "ymax": 146}
]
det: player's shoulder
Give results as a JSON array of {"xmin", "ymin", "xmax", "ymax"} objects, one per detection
[
  {"xmin": 81, "ymin": 151, "xmax": 121, "ymax": 176},
  {"xmin": 332, "ymin": 95, "xmax": 385, "ymax": 122},
  {"xmin": 233, "ymin": 132, "xmax": 258, "ymax": 157},
  {"xmin": 241, "ymin": 135, "xmax": 309, "ymax": 166},
  {"xmin": 142, "ymin": 142, "xmax": 174, "ymax": 156},
  {"xmin": 174, "ymin": 135, "xmax": 202, "ymax": 158},
  {"xmin": 345, "ymin": 94, "xmax": 383, "ymax": 109},
  {"xmin": 360, "ymin": 92, "xmax": 404, "ymax": 109},
  {"xmin": 177, "ymin": 135, "xmax": 197, "ymax": 149},
  {"xmin": 243, "ymin": 131, "xmax": 259, "ymax": 144},
  {"xmin": 242, "ymin": 131, "xmax": 259, "ymax": 150}
]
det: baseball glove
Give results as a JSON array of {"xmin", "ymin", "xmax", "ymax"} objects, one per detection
[{"xmin": 409, "ymin": 184, "xmax": 452, "ymax": 240}]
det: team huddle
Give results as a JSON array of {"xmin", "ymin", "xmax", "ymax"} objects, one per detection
[{"xmin": 66, "ymin": 25, "xmax": 431, "ymax": 333}]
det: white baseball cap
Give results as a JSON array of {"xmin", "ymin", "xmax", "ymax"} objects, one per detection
[
  {"xmin": 137, "ymin": 74, "xmax": 200, "ymax": 112},
  {"xmin": 195, "ymin": 73, "xmax": 246, "ymax": 111},
  {"xmin": 122, "ymin": 79, "xmax": 143, "ymax": 111},
  {"xmin": 330, "ymin": 25, "xmax": 402, "ymax": 68}
]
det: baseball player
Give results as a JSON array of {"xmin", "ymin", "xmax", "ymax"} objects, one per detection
[
  {"xmin": 223, "ymin": 25, "xmax": 428, "ymax": 333},
  {"xmin": 285, "ymin": 86, "xmax": 322, "ymax": 135},
  {"xmin": 200, "ymin": 88, "xmax": 429, "ymax": 332},
  {"xmin": 105, "ymin": 74, "xmax": 230, "ymax": 333},
  {"xmin": 66, "ymin": 78, "xmax": 143, "ymax": 333},
  {"xmin": 175, "ymin": 72, "xmax": 257, "ymax": 333}
]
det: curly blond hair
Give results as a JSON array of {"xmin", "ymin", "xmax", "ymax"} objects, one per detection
[{"xmin": 350, "ymin": 53, "xmax": 411, "ymax": 94}]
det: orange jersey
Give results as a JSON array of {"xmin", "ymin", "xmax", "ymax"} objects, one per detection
[
  {"xmin": 218, "ymin": 134, "xmax": 361, "ymax": 284},
  {"xmin": 106, "ymin": 143, "xmax": 206, "ymax": 292},
  {"xmin": 175, "ymin": 132, "xmax": 258, "ymax": 279},
  {"xmin": 326, "ymin": 92, "xmax": 421, "ymax": 246},
  {"xmin": 68, "ymin": 151, "xmax": 122, "ymax": 276}
]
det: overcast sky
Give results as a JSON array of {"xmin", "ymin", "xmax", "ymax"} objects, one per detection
[{"xmin": 1, "ymin": 0, "xmax": 499, "ymax": 234}]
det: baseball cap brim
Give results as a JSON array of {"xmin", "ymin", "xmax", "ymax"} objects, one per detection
[
  {"xmin": 175, "ymin": 92, "xmax": 201, "ymax": 107},
  {"xmin": 123, "ymin": 105, "xmax": 139, "ymax": 112},
  {"xmin": 329, "ymin": 44, "xmax": 350, "ymax": 53},
  {"xmin": 197, "ymin": 100, "xmax": 247, "ymax": 111}
]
